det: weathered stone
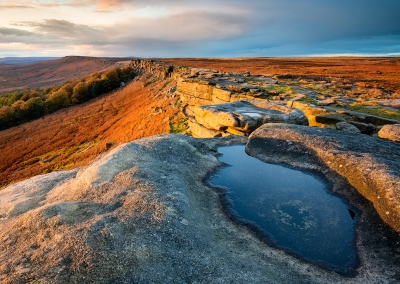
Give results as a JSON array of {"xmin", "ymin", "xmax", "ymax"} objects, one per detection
[
  {"xmin": 212, "ymin": 88, "xmax": 232, "ymax": 103},
  {"xmin": 336, "ymin": 122, "xmax": 361, "ymax": 133},
  {"xmin": 247, "ymin": 123, "xmax": 400, "ymax": 233},
  {"xmin": 288, "ymin": 101, "xmax": 328, "ymax": 127},
  {"xmin": 289, "ymin": 94, "xmax": 305, "ymax": 101},
  {"xmin": 226, "ymin": 127, "xmax": 247, "ymax": 136},
  {"xmin": 347, "ymin": 121, "xmax": 376, "ymax": 134},
  {"xmin": 335, "ymin": 109, "xmax": 400, "ymax": 126},
  {"xmin": 193, "ymin": 100, "xmax": 307, "ymax": 135},
  {"xmin": 377, "ymin": 99, "xmax": 400, "ymax": 109},
  {"xmin": 130, "ymin": 59, "xmax": 174, "ymax": 79},
  {"xmin": 177, "ymin": 78, "xmax": 214, "ymax": 101},
  {"xmin": 378, "ymin": 124, "xmax": 400, "ymax": 142},
  {"xmin": 188, "ymin": 120, "xmax": 223, "ymax": 138},
  {"xmin": 318, "ymin": 98, "xmax": 335, "ymax": 106},
  {"xmin": 194, "ymin": 107, "xmax": 239, "ymax": 130},
  {"xmin": 315, "ymin": 114, "xmax": 345, "ymax": 124}
]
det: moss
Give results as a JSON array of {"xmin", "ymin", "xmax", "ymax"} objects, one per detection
[
  {"xmin": 144, "ymin": 78, "xmax": 158, "ymax": 87},
  {"xmin": 169, "ymin": 118, "xmax": 188, "ymax": 134},
  {"xmin": 159, "ymin": 80, "xmax": 172, "ymax": 91},
  {"xmin": 263, "ymin": 85, "xmax": 295, "ymax": 95},
  {"xmin": 341, "ymin": 104, "xmax": 400, "ymax": 120},
  {"xmin": 169, "ymin": 86, "xmax": 177, "ymax": 93},
  {"xmin": 298, "ymin": 96, "xmax": 317, "ymax": 103}
]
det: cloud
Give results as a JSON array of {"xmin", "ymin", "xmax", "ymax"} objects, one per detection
[
  {"xmin": 0, "ymin": 0, "xmax": 34, "ymax": 9},
  {"xmin": 0, "ymin": 4, "xmax": 32, "ymax": 9},
  {"xmin": 1, "ymin": 0, "xmax": 400, "ymax": 57},
  {"xmin": 114, "ymin": 10, "xmax": 254, "ymax": 41},
  {"xmin": 68, "ymin": 0, "xmax": 148, "ymax": 11},
  {"xmin": 18, "ymin": 19, "xmax": 104, "ymax": 41}
]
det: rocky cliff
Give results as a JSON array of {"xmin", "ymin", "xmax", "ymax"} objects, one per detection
[{"xmin": 130, "ymin": 59, "xmax": 400, "ymax": 140}]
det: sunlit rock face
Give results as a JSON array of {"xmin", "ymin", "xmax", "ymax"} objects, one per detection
[
  {"xmin": 378, "ymin": 124, "xmax": 400, "ymax": 142},
  {"xmin": 189, "ymin": 100, "xmax": 307, "ymax": 137}
]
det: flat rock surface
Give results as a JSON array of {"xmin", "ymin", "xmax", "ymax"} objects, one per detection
[
  {"xmin": 194, "ymin": 100, "xmax": 307, "ymax": 133},
  {"xmin": 247, "ymin": 124, "xmax": 400, "ymax": 233},
  {"xmin": 0, "ymin": 134, "xmax": 399, "ymax": 283}
]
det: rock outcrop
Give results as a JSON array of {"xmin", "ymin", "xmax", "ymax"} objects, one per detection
[
  {"xmin": 246, "ymin": 123, "xmax": 400, "ymax": 233},
  {"xmin": 176, "ymin": 72, "xmax": 279, "ymax": 107},
  {"xmin": 124, "ymin": 59, "xmax": 400, "ymax": 141},
  {"xmin": 287, "ymin": 101, "xmax": 400, "ymax": 135},
  {"xmin": 189, "ymin": 100, "xmax": 307, "ymax": 137}
]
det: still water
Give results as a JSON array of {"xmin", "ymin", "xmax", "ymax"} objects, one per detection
[{"xmin": 209, "ymin": 145, "xmax": 357, "ymax": 271}]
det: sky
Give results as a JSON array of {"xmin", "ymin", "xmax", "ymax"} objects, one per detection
[{"xmin": 0, "ymin": 0, "xmax": 399, "ymax": 58}]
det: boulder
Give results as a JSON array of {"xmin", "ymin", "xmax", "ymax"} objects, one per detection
[
  {"xmin": 377, "ymin": 99, "xmax": 400, "ymax": 109},
  {"xmin": 188, "ymin": 120, "xmax": 223, "ymax": 138},
  {"xmin": 318, "ymin": 98, "xmax": 335, "ymax": 106},
  {"xmin": 193, "ymin": 100, "xmax": 307, "ymax": 135},
  {"xmin": 378, "ymin": 124, "xmax": 400, "ymax": 142},
  {"xmin": 336, "ymin": 121, "xmax": 361, "ymax": 133},
  {"xmin": 347, "ymin": 121, "xmax": 375, "ymax": 134},
  {"xmin": 247, "ymin": 123, "xmax": 400, "ymax": 233}
]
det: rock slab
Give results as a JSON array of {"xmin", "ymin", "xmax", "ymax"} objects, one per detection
[
  {"xmin": 247, "ymin": 123, "xmax": 400, "ymax": 233},
  {"xmin": 191, "ymin": 100, "xmax": 307, "ymax": 137}
]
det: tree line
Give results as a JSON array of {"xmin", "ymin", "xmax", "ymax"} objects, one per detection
[{"xmin": 0, "ymin": 66, "xmax": 136, "ymax": 130}]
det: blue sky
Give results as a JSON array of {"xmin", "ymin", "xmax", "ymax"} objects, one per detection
[{"xmin": 0, "ymin": 0, "xmax": 399, "ymax": 57}]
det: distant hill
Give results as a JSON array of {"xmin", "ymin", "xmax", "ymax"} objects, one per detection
[
  {"xmin": 0, "ymin": 56, "xmax": 134, "ymax": 94},
  {"xmin": 0, "ymin": 57, "xmax": 60, "ymax": 65}
]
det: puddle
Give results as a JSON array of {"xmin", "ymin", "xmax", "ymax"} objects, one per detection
[{"xmin": 208, "ymin": 145, "xmax": 358, "ymax": 274}]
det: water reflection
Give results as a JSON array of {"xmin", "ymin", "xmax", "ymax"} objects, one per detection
[{"xmin": 209, "ymin": 145, "xmax": 357, "ymax": 271}]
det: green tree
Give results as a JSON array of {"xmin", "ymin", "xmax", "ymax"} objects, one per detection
[
  {"xmin": 0, "ymin": 106, "xmax": 16, "ymax": 129},
  {"xmin": 22, "ymin": 97, "xmax": 45, "ymax": 119},
  {"xmin": 72, "ymin": 81, "xmax": 89, "ymax": 104},
  {"xmin": 46, "ymin": 89, "xmax": 71, "ymax": 112},
  {"xmin": 105, "ymin": 69, "xmax": 120, "ymax": 89}
]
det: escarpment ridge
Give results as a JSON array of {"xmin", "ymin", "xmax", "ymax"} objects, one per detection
[{"xmin": 1, "ymin": 58, "xmax": 400, "ymax": 282}]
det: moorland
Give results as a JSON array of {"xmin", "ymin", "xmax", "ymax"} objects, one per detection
[
  {"xmin": 0, "ymin": 56, "xmax": 399, "ymax": 283},
  {"xmin": 1, "ymin": 56, "xmax": 399, "ymax": 188}
]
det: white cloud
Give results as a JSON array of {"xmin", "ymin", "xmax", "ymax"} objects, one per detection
[{"xmin": 0, "ymin": 0, "xmax": 399, "ymax": 57}]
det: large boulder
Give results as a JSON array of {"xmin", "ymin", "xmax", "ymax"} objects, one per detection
[
  {"xmin": 194, "ymin": 100, "xmax": 307, "ymax": 136},
  {"xmin": 336, "ymin": 121, "xmax": 361, "ymax": 133},
  {"xmin": 378, "ymin": 124, "xmax": 400, "ymax": 142},
  {"xmin": 246, "ymin": 123, "xmax": 400, "ymax": 233},
  {"xmin": 188, "ymin": 120, "xmax": 223, "ymax": 138}
]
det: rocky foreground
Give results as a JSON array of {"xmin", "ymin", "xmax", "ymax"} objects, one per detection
[
  {"xmin": 1, "ymin": 59, "xmax": 400, "ymax": 282},
  {"xmin": 0, "ymin": 133, "xmax": 399, "ymax": 283}
]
